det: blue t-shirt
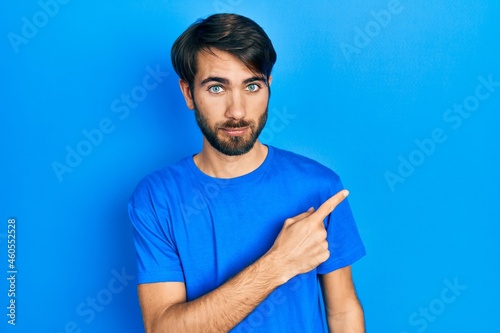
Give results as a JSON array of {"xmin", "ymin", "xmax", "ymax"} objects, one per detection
[{"xmin": 128, "ymin": 145, "xmax": 365, "ymax": 332}]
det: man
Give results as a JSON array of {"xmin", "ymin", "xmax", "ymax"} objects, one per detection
[{"xmin": 128, "ymin": 13, "xmax": 366, "ymax": 332}]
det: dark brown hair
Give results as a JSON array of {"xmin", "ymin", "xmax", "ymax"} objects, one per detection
[{"xmin": 171, "ymin": 13, "xmax": 277, "ymax": 87}]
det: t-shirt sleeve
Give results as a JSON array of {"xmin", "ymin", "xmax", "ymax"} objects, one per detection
[
  {"xmin": 316, "ymin": 175, "xmax": 366, "ymax": 274},
  {"xmin": 128, "ymin": 179, "xmax": 185, "ymax": 284}
]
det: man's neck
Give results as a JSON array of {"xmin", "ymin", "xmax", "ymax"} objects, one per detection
[{"xmin": 193, "ymin": 141, "xmax": 268, "ymax": 178}]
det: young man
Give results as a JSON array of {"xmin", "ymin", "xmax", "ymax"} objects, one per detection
[{"xmin": 128, "ymin": 13, "xmax": 366, "ymax": 332}]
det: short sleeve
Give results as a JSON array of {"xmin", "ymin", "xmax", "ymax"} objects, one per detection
[
  {"xmin": 316, "ymin": 177, "xmax": 366, "ymax": 274},
  {"xmin": 128, "ymin": 181, "xmax": 185, "ymax": 284}
]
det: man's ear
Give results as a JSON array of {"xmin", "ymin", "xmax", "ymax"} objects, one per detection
[
  {"xmin": 267, "ymin": 75, "xmax": 273, "ymax": 86},
  {"xmin": 179, "ymin": 79, "xmax": 195, "ymax": 110}
]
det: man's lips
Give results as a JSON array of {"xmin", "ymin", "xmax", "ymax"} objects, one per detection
[{"xmin": 220, "ymin": 126, "xmax": 249, "ymax": 136}]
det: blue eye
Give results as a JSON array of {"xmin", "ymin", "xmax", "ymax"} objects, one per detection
[
  {"xmin": 208, "ymin": 85, "xmax": 224, "ymax": 93},
  {"xmin": 246, "ymin": 84, "xmax": 260, "ymax": 92}
]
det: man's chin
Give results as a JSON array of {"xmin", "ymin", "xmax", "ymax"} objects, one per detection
[{"xmin": 211, "ymin": 138, "xmax": 256, "ymax": 156}]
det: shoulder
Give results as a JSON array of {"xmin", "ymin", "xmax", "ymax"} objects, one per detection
[
  {"xmin": 128, "ymin": 156, "xmax": 193, "ymax": 210},
  {"xmin": 270, "ymin": 146, "xmax": 341, "ymax": 185}
]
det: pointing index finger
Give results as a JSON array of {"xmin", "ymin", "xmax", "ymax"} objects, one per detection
[{"xmin": 312, "ymin": 189, "xmax": 349, "ymax": 221}]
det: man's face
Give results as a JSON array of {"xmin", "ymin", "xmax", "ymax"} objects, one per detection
[{"xmin": 180, "ymin": 48, "xmax": 271, "ymax": 156}]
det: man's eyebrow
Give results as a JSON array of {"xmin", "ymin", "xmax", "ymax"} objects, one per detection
[
  {"xmin": 243, "ymin": 76, "xmax": 267, "ymax": 85},
  {"xmin": 200, "ymin": 76, "xmax": 267, "ymax": 87},
  {"xmin": 200, "ymin": 77, "xmax": 230, "ymax": 86}
]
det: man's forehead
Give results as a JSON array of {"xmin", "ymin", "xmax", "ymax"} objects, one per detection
[{"xmin": 195, "ymin": 49, "xmax": 264, "ymax": 83}]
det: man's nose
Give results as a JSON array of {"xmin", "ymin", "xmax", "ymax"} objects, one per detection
[{"xmin": 224, "ymin": 91, "xmax": 246, "ymax": 120}]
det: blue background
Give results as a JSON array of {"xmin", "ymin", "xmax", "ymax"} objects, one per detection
[{"xmin": 2, "ymin": 0, "xmax": 499, "ymax": 332}]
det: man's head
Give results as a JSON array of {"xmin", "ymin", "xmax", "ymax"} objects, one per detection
[
  {"xmin": 171, "ymin": 13, "xmax": 277, "ymax": 89},
  {"xmin": 171, "ymin": 14, "xmax": 277, "ymax": 156}
]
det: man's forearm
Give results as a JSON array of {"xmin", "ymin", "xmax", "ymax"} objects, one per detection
[
  {"xmin": 150, "ymin": 253, "xmax": 283, "ymax": 333},
  {"xmin": 328, "ymin": 300, "xmax": 365, "ymax": 333}
]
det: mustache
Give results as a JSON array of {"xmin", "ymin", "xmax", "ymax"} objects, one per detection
[{"xmin": 218, "ymin": 120, "xmax": 253, "ymax": 129}]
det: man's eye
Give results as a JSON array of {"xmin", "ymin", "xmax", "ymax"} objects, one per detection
[
  {"xmin": 246, "ymin": 84, "xmax": 260, "ymax": 92},
  {"xmin": 208, "ymin": 85, "xmax": 224, "ymax": 93}
]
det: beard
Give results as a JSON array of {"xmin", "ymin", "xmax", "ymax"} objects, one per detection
[{"xmin": 194, "ymin": 103, "xmax": 268, "ymax": 156}]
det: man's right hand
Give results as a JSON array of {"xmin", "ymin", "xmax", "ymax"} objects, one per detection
[{"xmin": 265, "ymin": 189, "xmax": 349, "ymax": 284}]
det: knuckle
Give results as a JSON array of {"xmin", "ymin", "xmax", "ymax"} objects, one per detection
[
  {"xmin": 324, "ymin": 249, "xmax": 330, "ymax": 260},
  {"xmin": 323, "ymin": 202, "xmax": 334, "ymax": 211},
  {"xmin": 330, "ymin": 200, "xmax": 339, "ymax": 210},
  {"xmin": 320, "ymin": 229, "xmax": 327, "ymax": 239},
  {"xmin": 314, "ymin": 227, "xmax": 326, "ymax": 239}
]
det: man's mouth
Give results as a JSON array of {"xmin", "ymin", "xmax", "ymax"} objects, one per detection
[{"xmin": 220, "ymin": 126, "xmax": 249, "ymax": 136}]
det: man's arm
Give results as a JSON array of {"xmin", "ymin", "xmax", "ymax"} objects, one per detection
[
  {"xmin": 320, "ymin": 265, "xmax": 365, "ymax": 333},
  {"xmin": 138, "ymin": 190, "xmax": 349, "ymax": 333},
  {"xmin": 138, "ymin": 254, "xmax": 281, "ymax": 333}
]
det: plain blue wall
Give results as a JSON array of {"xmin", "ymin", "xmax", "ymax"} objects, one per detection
[{"xmin": 2, "ymin": 0, "xmax": 499, "ymax": 332}]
